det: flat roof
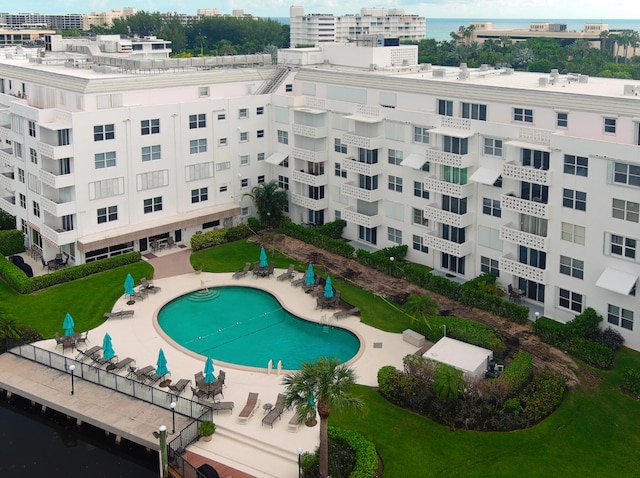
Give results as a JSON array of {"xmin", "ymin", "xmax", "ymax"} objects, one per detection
[{"xmin": 423, "ymin": 337, "xmax": 492, "ymax": 374}]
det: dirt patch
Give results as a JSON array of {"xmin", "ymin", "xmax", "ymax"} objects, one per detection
[{"xmin": 268, "ymin": 234, "xmax": 581, "ymax": 388}]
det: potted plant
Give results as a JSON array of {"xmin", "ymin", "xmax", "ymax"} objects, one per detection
[
  {"xmin": 192, "ymin": 259, "xmax": 203, "ymax": 275},
  {"xmin": 199, "ymin": 420, "xmax": 216, "ymax": 442}
]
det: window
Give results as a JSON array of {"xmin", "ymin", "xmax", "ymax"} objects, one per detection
[
  {"xmin": 612, "ymin": 198, "xmax": 640, "ymax": 223},
  {"xmin": 562, "ymin": 189, "xmax": 587, "ymax": 211},
  {"xmin": 141, "ymin": 119, "xmax": 160, "ymax": 135},
  {"xmin": 561, "ymin": 222, "xmax": 585, "ymax": 245},
  {"xmin": 443, "ymin": 195, "xmax": 467, "ymax": 215},
  {"xmin": 358, "ymin": 226, "xmax": 377, "ymax": 245},
  {"xmin": 189, "ymin": 114, "xmax": 206, "ymax": 129},
  {"xmin": 219, "ymin": 185, "xmax": 228, "ymax": 193},
  {"xmin": 239, "ymin": 131, "xmax": 249, "ymax": 142},
  {"xmin": 559, "ymin": 256, "xmax": 584, "ymax": 279},
  {"xmin": 58, "ymin": 129, "xmax": 70, "ymax": 146},
  {"xmin": 413, "ymin": 208, "xmax": 429, "ymax": 227},
  {"xmin": 29, "ymin": 148, "xmax": 37, "ymax": 164},
  {"xmin": 257, "ymin": 152, "xmax": 265, "ymax": 161},
  {"xmin": 480, "ymin": 256, "xmax": 500, "ymax": 276},
  {"xmin": 414, "ymin": 126, "xmax": 429, "ymax": 144},
  {"xmin": 97, "ymin": 205, "xmax": 118, "ymax": 223},
  {"xmin": 31, "ymin": 201, "xmax": 40, "ymax": 217},
  {"xmin": 241, "ymin": 178, "xmax": 249, "ymax": 188},
  {"xmin": 519, "ymin": 246, "xmax": 546, "ymax": 269},
  {"xmin": 14, "ymin": 142, "xmax": 23, "ymax": 158},
  {"xmin": 442, "ymin": 253, "xmax": 465, "ymax": 274},
  {"xmin": 443, "ymin": 225, "xmax": 465, "ymax": 244},
  {"xmin": 191, "ymin": 187, "xmax": 208, "ymax": 203},
  {"xmin": 285, "ymin": 84, "xmax": 293, "ymax": 92},
  {"xmin": 216, "ymin": 161, "xmax": 230, "ymax": 171},
  {"xmin": 413, "ymin": 181, "xmax": 429, "ymax": 199},
  {"xmin": 217, "ymin": 113, "xmax": 226, "ymax": 120},
  {"xmin": 443, "ymin": 166, "xmax": 467, "ymax": 185},
  {"xmin": 143, "ymin": 196, "xmax": 163, "ymax": 213},
  {"xmin": 556, "ymin": 112, "xmax": 568, "ymax": 128},
  {"xmin": 388, "ymin": 175, "xmax": 403, "ymax": 192},
  {"xmin": 141, "ymin": 145, "xmax": 161, "ymax": 162},
  {"xmin": 219, "ymin": 138, "xmax": 227, "ymax": 146},
  {"xmin": 95, "ymin": 152, "xmax": 116, "ymax": 169},
  {"xmin": 358, "ymin": 174, "xmax": 378, "ymax": 190},
  {"xmin": 518, "ymin": 279, "xmax": 545, "ymax": 302},
  {"xmin": 483, "ymin": 138, "xmax": 503, "ymax": 157},
  {"xmin": 437, "ymin": 99, "xmax": 453, "ymax": 116},
  {"xmin": 239, "ymin": 108, "xmax": 248, "ymax": 119},
  {"xmin": 28, "ymin": 121, "xmax": 36, "ymax": 137},
  {"xmin": 514, "ymin": 107, "xmax": 533, "ymax": 123},
  {"xmin": 443, "ymin": 136, "xmax": 468, "ymax": 155},
  {"xmin": 604, "ymin": 117, "xmax": 616, "ymax": 134},
  {"xmin": 334, "ymin": 138, "xmax": 347, "ymax": 154},
  {"xmin": 388, "ymin": 227, "xmax": 402, "ymax": 244},
  {"xmin": 613, "ymin": 162, "xmax": 640, "ymax": 187},
  {"xmin": 388, "ymin": 149, "xmax": 403, "ymax": 165},
  {"xmin": 521, "ymin": 182, "xmax": 548, "ymax": 203},
  {"xmin": 19, "ymin": 193, "xmax": 26, "ymax": 208},
  {"xmin": 258, "ymin": 175, "xmax": 265, "ymax": 184},
  {"xmin": 563, "ymin": 154, "xmax": 588, "ymax": 176},
  {"xmin": 278, "ymin": 175, "xmax": 289, "ymax": 190},
  {"xmin": 482, "ymin": 198, "xmax": 501, "ymax": 217},
  {"xmin": 413, "ymin": 234, "xmax": 429, "ymax": 253},
  {"xmin": 335, "ymin": 163, "xmax": 347, "ymax": 178},
  {"xmin": 559, "ymin": 288, "xmax": 583, "ymax": 313},
  {"xmin": 198, "ymin": 86, "xmax": 209, "ymax": 97},
  {"xmin": 610, "ymin": 234, "xmax": 637, "ymax": 259},
  {"xmin": 256, "ymin": 107, "xmax": 264, "ymax": 115},
  {"xmin": 608, "ymin": 304, "xmax": 634, "ymax": 330},
  {"xmin": 257, "ymin": 130, "xmax": 264, "ymax": 138},
  {"xmin": 190, "ymin": 139, "xmax": 207, "ymax": 154},
  {"xmin": 522, "ymin": 149, "xmax": 549, "ymax": 170},
  {"xmin": 94, "ymin": 124, "xmax": 115, "ymax": 141},
  {"xmin": 277, "ymin": 130, "xmax": 288, "ymax": 144},
  {"xmin": 461, "ymin": 102, "xmax": 486, "ymax": 120},
  {"xmin": 358, "ymin": 148, "xmax": 378, "ymax": 164},
  {"xmin": 240, "ymin": 154, "xmax": 249, "ymax": 166},
  {"xmin": 18, "ymin": 168, "xmax": 24, "ymax": 183}
]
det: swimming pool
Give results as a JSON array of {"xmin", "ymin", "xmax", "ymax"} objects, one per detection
[{"xmin": 157, "ymin": 286, "xmax": 361, "ymax": 370}]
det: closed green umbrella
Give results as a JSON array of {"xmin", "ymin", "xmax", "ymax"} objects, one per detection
[
  {"xmin": 324, "ymin": 276, "xmax": 334, "ymax": 299},
  {"xmin": 102, "ymin": 333, "xmax": 115, "ymax": 360},
  {"xmin": 305, "ymin": 264, "xmax": 315, "ymax": 285},
  {"xmin": 259, "ymin": 247, "xmax": 268, "ymax": 268},
  {"xmin": 124, "ymin": 273, "xmax": 135, "ymax": 296},
  {"xmin": 62, "ymin": 313, "xmax": 75, "ymax": 337},
  {"xmin": 204, "ymin": 357, "xmax": 215, "ymax": 384},
  {"xmin": 156, "ymin": 349, "xmax": 169, "ymax": 376}
]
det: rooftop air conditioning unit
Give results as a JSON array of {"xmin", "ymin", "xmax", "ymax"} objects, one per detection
[
  {"xmin": 432, "ymin": 69, "xmax": 446, "ymax": 78},
  {"xmin": 539, "ymin": 77, "xmax": 548, "ymax": 87}
]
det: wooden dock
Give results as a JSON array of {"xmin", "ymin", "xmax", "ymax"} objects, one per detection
[{"xmin": 0, "ymin": 353, "xmax": 193, "ymax": 450}]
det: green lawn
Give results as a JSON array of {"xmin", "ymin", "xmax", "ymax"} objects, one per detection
[{"xmin": 4, "ymin": 241, "xmax": 640, "ymax": 476}]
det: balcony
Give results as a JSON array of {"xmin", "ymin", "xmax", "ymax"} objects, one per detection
[
  {"xmin": 342, "ymin": 132, "xmax": 384, "ymax": 150},
  {"xmin": 423, "ymin": 203, "xmax": 474, "ymax": 228},
  {"xmin": 291, "ymin": 193, "xmax": 328, "ymax": 211},
  {"xmin": 502, "ymin": 162, "xmax": 552, "ymax": 186},
  {"xmin": 0, "ymin": 147, "xmax": 13, "ymax": 166},
  {"xmin": 292, "ymin": 170, "xmax": 326, "ymax": 187},
  {"xmin": 292, "ymin": 123, "xmax": 328, "ymax": 138},
  {"xmin": 0, "ymin": 171, "xmax": 14, "ymax": 190},
  {"xmin": 499, "ymin": 254, "xmax": 548, "ymax": 283},
  {"xmin": 500, "ymin": 223, "xmax": 549, "ymax": 252},
  {"xmin": 292, "ymin": 147, "xmax": 326, "ymax": 163},
  {"xmin": 40, "ymin": 223, "xmax": 77, "ymax": 247},
  {"xmin": 340, "ymin": 207, "xmax": 383, "ymax": 228},
  {"xmin": 38, "ymin": 169, "xmax": 75, "ymax": 189},
  {"xmin": 425, "ymin": 149, "xmax": 474, "ymax": 168},
  {"xmin": 36, "ymin": 141, "xmax": 73, "ymax": 160},
  {"xmin": 500, "ymin": 193, "xmax": 549, "ymax": 219},
  {"xmin": 40, "ymin": 196, "xmax": 76, "ymax": 217},
  {"xmin": 0, "ymin": 124, "xmax": 10, "ymax": 143},
  {"xmin": 423, "ymin": 232, "xmax": 474, "ymax": 257},
  {"xmin": 0, "ymin": 195, "xmax": 15, "ymax": 215},
  {"xmin": 340, "ymin": 158, "xmax": 384, "ymax": 176},
  {"xmin": 423, "ymin": 178, "xmax": 474, "ymax": 199},
  {"xmin": 341, "ymin": 182, "xmax": 383, "ymax": 203}
]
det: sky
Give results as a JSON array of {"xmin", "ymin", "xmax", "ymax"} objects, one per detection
[{"xmin": 4, "ymin": 1, "xmax": 638, "ymax": 20}]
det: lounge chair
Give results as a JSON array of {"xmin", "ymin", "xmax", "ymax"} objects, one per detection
[
  {"xmin": 73, "ymin": 331, "xmax": 89, "ymax": 345},
  {"xmin": 251, "ymin": 262, "xmax": 261, "ymax": 277},
  {"xmin": 198, "ymin": 396, "xmax": 235, "ymax": 414},
  {"xmin": 291, "ymin": 277, "xmax": 305, "ymax": 288},
  {"xmin": 104, "ymin": 310, "xmax": 135, "ymax": 319},
  {"xmin": 237, "ymin": 392, "xmax": 260, "ymax": 424},
  {"xmin": 277, "ymin": 264, "xmax": 295, "ymax": 281},
  {"xmin": 232, "ymin": 262, "xmax": 251, "ymax": 279},
  {"xmin": 141, "ymin": 278, "xmax": 161, "ymax": 293},
  {"xmin": 131, "ymin": 365, "xmax": 155, "ymax": 381},
  {"xmin": 168, "ymin": 378, "xmax": 191, "ymax": 395},
  {"xmin": 262, "ymin": 393, "xmax": 286, "ymax": 428},
  {"xmin": 143, "ymin": 368, "xmax": 167, "ymax": 385},
  {"xmin": 303, "ymin": 276, "xmax": 320, "ymax": 293},
  {"xmin": 106, "ymin": 357, "xmax": 135, "ymax": 372},
  {"xmin": 54, "ymin": 332, "xmax": 64, "ymax": 348},
  {"xmin": 287, "ymin": 410, "xmax": 302, "ymax": 432},
  {"xmin": 191, "ymin": 386, "xmax": 208, "ymax": 400},
  {"xmin": 92, "ymin": 354, "xmax": 118, "ymax": 368},
  {"xmin": 333, "ymin": 307, "xmax": 360, "ymax": 320},
  {"xmin": 76, "ymin": 345, "xmax": 102, "ymax": 361},
  {"xmin": 217, "ymin": 370, "xmax": 226, "ymax": 387}
]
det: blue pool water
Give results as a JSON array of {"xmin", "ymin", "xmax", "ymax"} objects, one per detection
[{"xmin": 157, "ymin": 286, "xmax": 360, "ymax": 369}]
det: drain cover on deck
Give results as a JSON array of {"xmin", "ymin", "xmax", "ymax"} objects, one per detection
[{"xmin": 373, "ymin": 342, "xmax": 383, "ymax": 348}]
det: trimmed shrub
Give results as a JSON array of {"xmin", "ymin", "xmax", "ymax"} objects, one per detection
[
  {"xmin": 189, "ymin": 225, "xmax": 253, "ymax": 252},
  {"xmin": 533, "ymin": 317, "xmax": 569, "ymax": 347},
  {"xmin": 622, "ymin": 368, "xmax": 640, "ymax": 397},
  {"xmin": 0, "ymin": 229, "xmax": 25, "ymax": 256},
  {"xmin": 313, "ymin": 219, "xmax": 347, "ymax": 239},
  {"xmin": 521, "ymin": 368, "xmax": 566, "ymax": 423},
  {"xmin": 377, "ymin": 365, "xmax": 398, "ymax": 398},
  {"xmin": 0, "ymin": 210, "xmax": 16, "ymax": 230},
  {"xmin": 503, "ymin": 397, "xmax": 522, "ymax": 415},
  {"xmin": 498, "ymin": 352, "xmax": 533, "ymax": 394},
  {"xmin": 566, "ymin": 307, "xmax": 602, "ymax": 341},
  {"xmin": 568, "ymin": 337, "xmax": 615, "ymax": 369},
  {"xmin": 279, "ymin": 221, "xmax": 355, "ymax": 258},
  {"xmin": 247, "ymin": 216, "xmax": 262, "ymax": 233}
]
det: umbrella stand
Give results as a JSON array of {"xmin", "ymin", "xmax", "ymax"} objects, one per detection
[{"xmin": 127, "ymin": 296, "xmax": 136, "ymax": 306}]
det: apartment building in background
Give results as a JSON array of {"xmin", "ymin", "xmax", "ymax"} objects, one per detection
[{"xmin": 0, "ymin": 36, "xmax": 639, "ymax": 351}]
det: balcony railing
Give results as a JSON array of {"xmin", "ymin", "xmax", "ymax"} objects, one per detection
[
  {"xmin": 425, "ymin": 149, "xmax": 474, "ymax": 168},
  {"xmin": 40, "ymin": 224, "xmax": 78, "ymax": 247},
  {"xmin": 340, "ymin": 158, "xmax": 384, "ymax": 176},
  {"xmin": 36, "ymin": 141, "xmax": 73, "ymax": 160},
  {"xmin": 341, "ymin": 182, "xmax": 383, "ymax": 203},
  {"xmin": 38, "ymin": 169, "xmax": 75, "ymax": 189},
  {"xmin": 423, "ymin": 232, "xmax": 474, "ymax": 257},
  {"xmin": 499, "ymin": 254, "xmax": 548, "ymax": 283},
  {"xmin": 423, "ymin": 178, "xmax": 474, "ymax": 199},
  {"xmin": 292, "ymin": 170, "xmax": 327, "ymax": 187},
  {"xmin": 40, "ymin": 196, "xmax": 76, "ymax": 217},
  {"xmin": 500, "ymin": 223, "xmax": 549, "ymax": 252},
  {"xmin": 0, "ymin": 172, "xmax": 14, "ymax": 190},
  {"xmin": 0, "ymin": 195, "xmax": 16, "ymax": 215},
  {"xmin": 0, "ymin": 125, "xmax": 10, "ymax": 143},
  {"xmin": 342, "ymin": 132, "xmax": 384, "ymax": 150},
  {"xmin": 292, "ymin": 147, "xmax": 326, "ymax": 163},
  {"xmin": 340, "ymin": 207, "xmax": 383, "ymax": 228},
  {"xmin": 502, "ymin": 162, "xmax": 552, "ymax": 186},
  {"xmin": 0, "ymin": 147, "xmax": 13, "ymax": 166},
  {"xmin": 292, "ymin": 123, "xmax": 328, "ymax": 138},
  {"xmin": 291, "ymin": 193, "xmax": 328, "ymax": 211},
  {"xmin": 423, "ymin": 203, "xmax": 474, "ymax": 228},
  {"xmin": 500, "ymin": 193, "xmax": 549, "ymax": 219}
]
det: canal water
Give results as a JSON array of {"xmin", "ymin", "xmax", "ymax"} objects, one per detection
[{"xmin": 0, "ymin": 396, "xmax": 157, "ymax": 477}]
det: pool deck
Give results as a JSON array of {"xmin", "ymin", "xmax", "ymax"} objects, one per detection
[{"xmin": 33, "ymin": 253, "xmax": 420, "ymax": 477}]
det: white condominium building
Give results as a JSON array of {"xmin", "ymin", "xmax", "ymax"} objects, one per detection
[
  {"xmin": 289, "ymin": 6, "xmax": 426, "ymax": 46},
  {"xmin": 0, "ymin": 37, "xmax": 639, "ymax": 351}
]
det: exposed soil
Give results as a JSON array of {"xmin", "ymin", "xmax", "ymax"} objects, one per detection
[{"xmin": 263, "ymin": 233, "xmax": 582, "ymax": 389}]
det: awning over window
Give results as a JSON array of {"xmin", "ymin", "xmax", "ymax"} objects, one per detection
[
  {"xmin": 400, "ymin": 153, "xmax": 426, "ymax": 170},
  {"xmin": 504, "ymin": 140, "xmax": 551, "ymax": 152},
  {"xmin": 595, "ymin": 268, "xmax": 638, "ymax": 295},
  {"xmin": 469, "ymin": 167, "xmax": 502, "ymax": 185},
  {"xmin": 265, "ymin": 152, "xmax": 288, "ymax": 165},
  {"xmin": 427, "ymin": 127, "xmax": 474, "ymax": 138}
]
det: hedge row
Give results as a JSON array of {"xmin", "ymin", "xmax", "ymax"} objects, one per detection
[
  {"xmin": 190, "ymin": 224, "xmax": 252, "ymax": 252},
  {"xmin": 0, "ymin": 229, "xmax": 25, "ymax": 256},
  {"xmin": 413, "ymin": 315, "xmax": 507, "ymax": 358},
  {"xmin": 328, "ymin": 426, "xmax": 378, "ymax": 478},
  {"xmin": 0, "ymin": 252, "xmax": 142, "ymax": 294},
  {"xmin": 279, "ymin": 221, "xmax": 356, "ymax": 258},
  {"xmin": 568, "ymin": 337, "xmax": 615, "ymax": 369},
  {"xmin": 622, "ymin": 368, "xmax": 640, "ymax": 397},
  {"xmin": 498, "ymin": 352, "xmax": 533, "ymax": 394}
]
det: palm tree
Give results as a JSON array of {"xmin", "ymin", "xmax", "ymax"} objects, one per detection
[
  {"xmin": 282, "ymin": 357, "xmax": 363, "ymax": 478},
  {"xmin": 403, "ymin": 292, "xmax": 438, "ymax": 322},
  {"xmin": 433, "ymin": 363, "xmax": 466, "ymax": 401},
  {"xmin": 0, "ymin": 313, "xmax": 20, "ymax": 352},
  {"xmin": 244, "ymin": 180, "xmax": 288, "ymax": 228}
]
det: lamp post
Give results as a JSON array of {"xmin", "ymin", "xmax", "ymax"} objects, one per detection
[
  {"xmin": 389, "ymin": 256, "xmax": 394, "ymax": 276},
  {"xmin": 534, "ymin": 312, "xmax": 540, "ymax": 322},
  {"xmin": 170, "ymin": 401, "xmax": 176, "ymax": 434},
  {"xmin": 153, "ymin": 425, "xmax": 168, "ymax": 478},
  {"xmin": 267, "ymin": 211, "xmax": 271, "ymax": 228},
  {"xmin": 296, "ymin": 447, "xmax": 303, "ymax": 478},
  {"xmin": 69, "ymin": 364, "xmax": 75, "ymax": 395}
]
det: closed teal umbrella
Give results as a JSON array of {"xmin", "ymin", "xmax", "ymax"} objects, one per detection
[
  {"xmin": 259, "ymin": 247, "xmax": 268, "ymax": 268},
  {"xmin": 305, "ymin": 264, "xmax": 315, "ymax": 285},
  {"xmin": 102, "ymin": 333, "xmax": 115, "ymax": 360},
  {"xmin": 62, "ymin": 313, "xmax": 75, "ymax": 337},
  {"xmin": 324, "ymin": 276, "xmax": 334, "ymax": 298},
  {"xmin": 156, "ymin": 349, "xmax": 169, "ymax": 376},
  {"xmin": 124, "ymin": 273, "xmax": 135, "ymax": 296},
  {"xmin": 204, "ymin": 357, "xmax": 215, "ymax": 384}
]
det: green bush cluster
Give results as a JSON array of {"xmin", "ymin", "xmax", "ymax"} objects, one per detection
[
  {"xmin": 246, "ymin": 217, "xmax": 263, "ymax": 233},
  {"xmin": 279, "ymin": 221, "xmax": 355, "ymax": 258},
  {"xmin": 0, "ymin": 210, "xmax": 16, "ymax": 230},
  {"xmin": 377, "ymin": 366, "xmax": 399, "ymax": 398},
  {"xmin": 568, "ymin": 338, "xmax": 615, "ymax": 369},
  {"xmin": 498, "ymin": 352, "xmax": 533, "ymax": 394},
  {"xmin": 355, "ymin": 245, "xmax": 409, "ymax": 279},
  {"xmin": 622, "ymin": 368, "xmax": 640, "ymax": 397},
  {"xmin": 0, "ymin": 230, "xmax": 25, "ymax": 256},
  {"xmin": 0, "ymin": 252, "xmax": 141, "ymax": 294},
  {"xmin": 414, "ymin": 315, "xmax": 507, "ymax": 358},
  {"xmin": 329, "ymin": 427, "xmax": 378, "ymax": 478},
  {"xmin": 313, "ymin": 219, "xmax": 347, "ymax": 239},
  {"xmin": 189, "ymin": 225, "xmax": 252, "ymax": 251},
  {"xmin": 521, "ymin": 368, "xmax": 567, "ymax": 423}
]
